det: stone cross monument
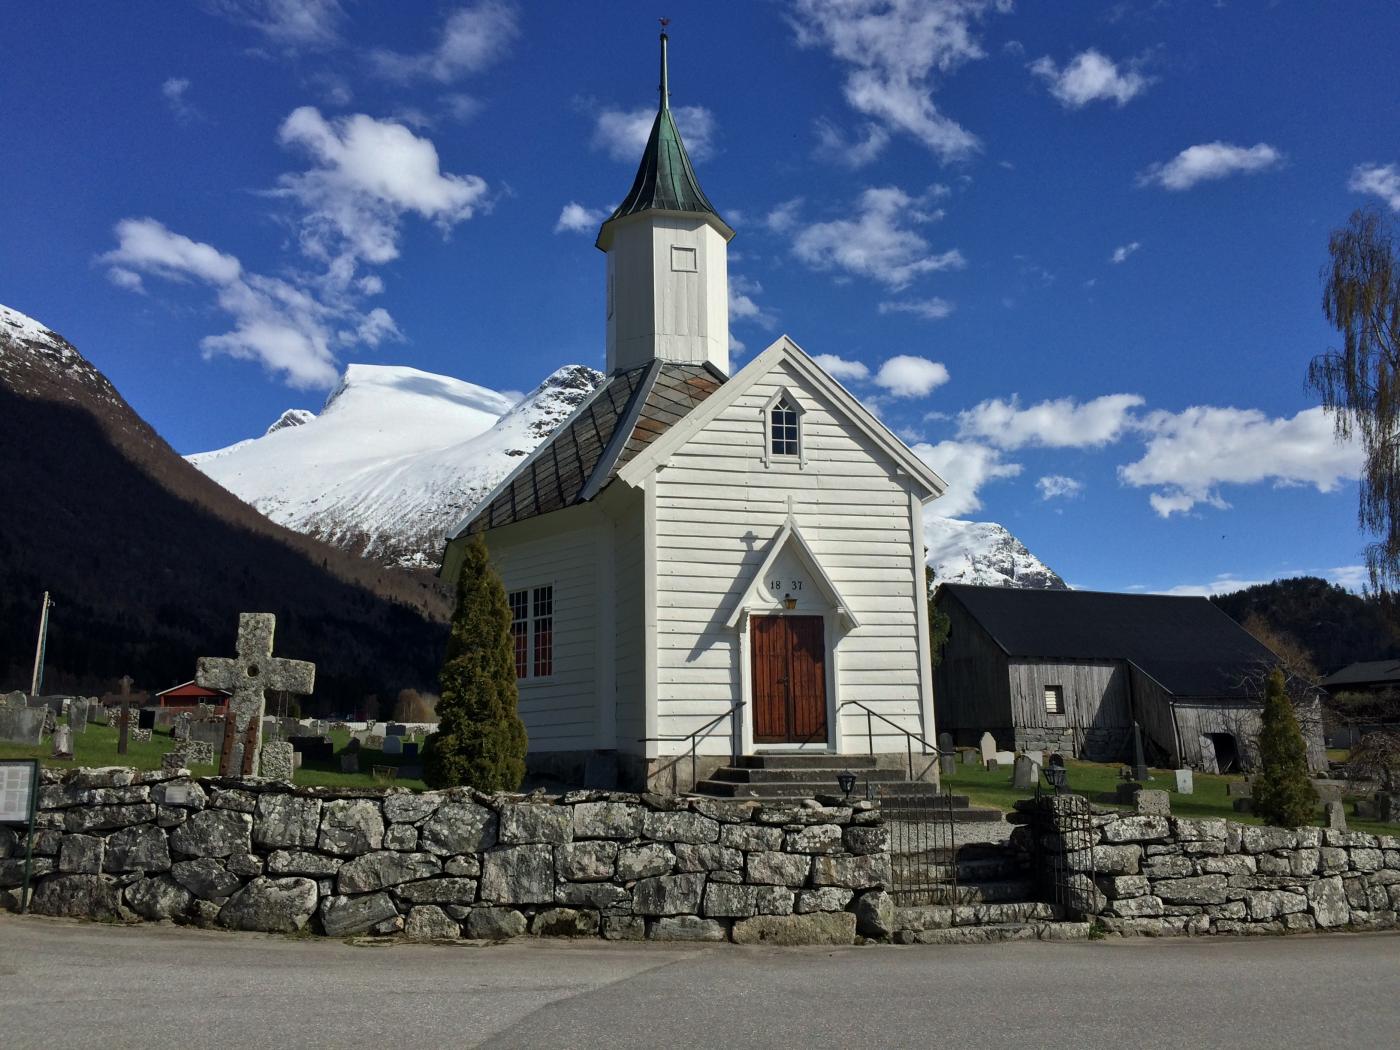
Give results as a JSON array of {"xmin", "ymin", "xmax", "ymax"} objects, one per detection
[{"xmin": 197, "ymin": 613, "xmax": 314, "ymax": 777}]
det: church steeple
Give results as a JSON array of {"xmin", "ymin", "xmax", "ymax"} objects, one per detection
[
  {"xmin": 598, "ymin": 29, "xmax": 734, "ymax": 376},
  {"xmin": 596, "ymin": 31, "xmax": 731, "ymax": 251}
]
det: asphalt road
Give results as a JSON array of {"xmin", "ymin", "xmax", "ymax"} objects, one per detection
[{"xmin": 2, "ymin": 916, "xmax": 1398, "ymax": 1049}]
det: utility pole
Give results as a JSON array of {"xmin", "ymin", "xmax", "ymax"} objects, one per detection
[{"xmin": 29, "ymin": 592, "xmax": 54, "ymax": 698}]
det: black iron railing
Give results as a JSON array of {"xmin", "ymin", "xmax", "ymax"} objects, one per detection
[{"xmin": 640, "ymin": 700, "xmax": 746, "ymax": 792}]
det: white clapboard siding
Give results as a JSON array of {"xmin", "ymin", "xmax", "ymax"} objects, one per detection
[
  {"xmin": 483, "ymin": 507, "xmax": 602, "ymax": 752},
  {"xmin": 652, "ymin": 357, "xmax": 930, "ymax": 754},
  {"xmin": 612, "ymin": 491, "xmax": 647, "ymax": 750}
]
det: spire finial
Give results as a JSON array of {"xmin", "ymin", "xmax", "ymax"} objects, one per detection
[{"xmin": 659, "ymin": 19, "xmax": 670, "ymax": 112}]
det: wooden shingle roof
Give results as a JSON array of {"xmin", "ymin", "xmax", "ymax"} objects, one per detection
[{"xmin": 462, "ymin": 361, "xmax": 723, "ymax": 534}]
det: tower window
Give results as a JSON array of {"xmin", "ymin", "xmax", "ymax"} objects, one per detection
[
  {"xmin": 770, "ymin": 397, "xmax": 800, "ymax": 457},
  {"xmin": 670, "ymin": 245, "xmax": 697, "ymax": 272}
]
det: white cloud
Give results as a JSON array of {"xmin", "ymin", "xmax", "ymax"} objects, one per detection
[
  {"xmin": 729, "ymin": 331, "xmax": 747, "ymax": 356},
  {"xmin": 100, "ymin": 217, "xmax": 393, "ymax": 389},
  {"xmin": 789, "ymin": 0, "xmax": 1007, "ymax": 163},
  {"xmin": 1155, "ymin": 574, "xmax": 1269, "ymax": 598},
  {"xmin": 878, "ymin": 297, "xmax": 954, "ymax": 320},
  {"xmin": 911, "ymin": 439, "xmax": 1022, "ymax": 517},
  {"xmin": 161, "ymin": 77, "xmax": 202, "ymax": 123},
  {"xmin": 1138, "ymin": 141, "xmax": 1283, "ymax": 191},
  {"xmin": 875, "ymin": 355, "xmax": 950, "ymax": 398},
  {"xmin": 1160, "ymin": 565, "xmax": 1370, "ymax": 597},
  {"xmin": 1118, "ymin": 405, "xmax": 1363, "ymax": 516},
  {"xmin": 1029, "ymin": 49, "xmax": 1150, "ymax": 108},
  {"xmin": 765, "ymin": 198, "xmax": 804, "ymax": 234},
  {"xmin": 812, "ymin": 353, "xmax": 871, "ymax": 382},
  {"xmin": 1328, "ymin": 565, "xmax": 1369, "ymax": 592},
  {"xmin": 1111, "ymin": 241, "xmax": 1141, "ymax": 264},
  {"xmin": 729, "ymin": 275, "xmax": 775, "ymax": 328},
  {"xmin": 555, "ymin": 202, "xmax": 608, "ymax": 234},
  {"xmin": 958, "ymin": 393, "xmax": 1145, "ymax": 449},
  {"xmin": 592, "ymin": 104, "xmax": 716, "ymax": 163},
  {"xmin": 274, "ymin": 106, "xmax": 489, "ymax": 268},
  {"xmin": 792, "ymin": 186, "xmax": 964, "ymax": 289},
  {"xmin": 1349, "ymin": 162, "xmax": 1400, "ymax": 211},
  {"xmin": 813, "ymin": 118, "xmax": 891, "ymax": 168},
  {"xmin": 1037, "ymin": 474, "xmax": 1084, "ymax": 500},
  {"xmin": 106, "ymin": 267, "xmax": 145, "ymax": 293},
  {"xmin": 206, "ymin": 0, "xmax": 346, "ymax": 50},
  {"xmin": 370, "ymin": 0, "xmax": 518, "ymax": 83}
]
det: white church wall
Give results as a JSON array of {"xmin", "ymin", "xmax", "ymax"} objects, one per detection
[
  {"xmin": 482, "ymin": 505, "xmax": 604, "ymax": 753},
  {"xmin": 651, "ymin": 358, "xmax": 931, "ymax": 757},
  {"xmin": 609, "ymin": 488, "xmax": 648, "ymax": 757}
]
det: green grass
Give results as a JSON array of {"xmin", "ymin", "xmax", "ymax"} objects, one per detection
[
  {"xmin": 941, "ymin": 756, "xmax": 1396, "ymax": 836},
  {"xmin": 0, "ymin": 719, "xmax": 426, "ymax": 790}
]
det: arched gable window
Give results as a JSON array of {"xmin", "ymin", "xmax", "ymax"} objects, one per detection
[{"xmin": 770, "ymin": 397, "xmax": 799, "ymax": 457}]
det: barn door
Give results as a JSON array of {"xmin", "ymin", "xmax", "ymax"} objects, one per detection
[{"xmin": 751, "ymin": 615, "xmax": 828, "ymax": 744}]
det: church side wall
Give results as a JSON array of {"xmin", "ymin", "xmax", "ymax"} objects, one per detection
[
  {"xmin": 483, "ymin": 506, "xmax": 602, "ymax": 755},
  {"xmin": 611, "ymin": 490, "xmax": 647, "ymax": 760},
  {"xmin": 652, "ymin": 358, "xmax": 929, "ymax": 757}
]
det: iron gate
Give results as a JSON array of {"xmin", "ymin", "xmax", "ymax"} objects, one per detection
[
  {"xmin": 879, "ymin": 786, "xmax": 964, "ymax": 906},
  {"xmin": 1031, "ymin": 788, "xmax": 1098, "ymax": 918}
]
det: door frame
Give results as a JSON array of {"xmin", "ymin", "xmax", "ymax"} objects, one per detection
[{"xmin": 736, "ymin": 609, "xmax": 840, "ymax": 754}]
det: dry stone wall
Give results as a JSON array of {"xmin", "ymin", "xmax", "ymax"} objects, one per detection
[
  {"xmin": 0, "ymin": 767, "xmax": 888, "ymax": 944},
  {"xmin": 1022, "ymin": 799, "xmax": 1400, "ymax": 936}
]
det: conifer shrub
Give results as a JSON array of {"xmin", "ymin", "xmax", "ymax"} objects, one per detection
[
  {"xmin": 422, "ymin": 534, "xmax": 527, "ymax": 791},
  {"xmin": 1253, "ymin": 669, "xmax": 1316, "ymax": 827}
]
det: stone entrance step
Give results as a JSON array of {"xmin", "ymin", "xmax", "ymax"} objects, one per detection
[
  {"xmin": 893, "ymin": 899, "xmax": 1056, "ymax": 931},
  {"xmin": 711, "ymin": 765, "xmax": 911, "ymax": 784},
  {"xmin": 894, "ymin": 921, "xmax": 1092, "ymax": 945},
  {"xmin": 736, "ymin": 754, "xmax": 881, "ymax": 770},
  {"xmin": 889, "ymin": 878, "xmax": 1037, "ymax": 906}
]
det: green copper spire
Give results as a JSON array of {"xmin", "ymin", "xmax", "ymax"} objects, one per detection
[{"xmin": 596, "ymin": 30, "xmax": 732, "ymax": 249}]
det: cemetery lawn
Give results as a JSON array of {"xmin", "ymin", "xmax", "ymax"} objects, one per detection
[
  {"xmin": 940, "ymin": 757, "xmax": 1396, "ymax": 837},
  {"xmin": 0, "ymin": 722, "xmax": 426, "ymax": 791}
]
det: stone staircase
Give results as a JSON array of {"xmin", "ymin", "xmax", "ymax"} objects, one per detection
[
  {"xmin": 692, "ymin": 754, "xmax": 1002, "ymax": 822},
  {"xmin": 888, "ymin": 843, "xmax": 1091, "ymax": 944}
]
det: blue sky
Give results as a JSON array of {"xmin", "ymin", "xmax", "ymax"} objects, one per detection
[{"xmin": 3, "ymin": 1, "xmax": 1397, "ymax": 595}]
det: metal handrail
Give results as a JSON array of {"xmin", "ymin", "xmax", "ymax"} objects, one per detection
[
  {"xmin": 837, "ymin": 699, "xmax": 940, "ymax": 782},
  {"xmin": 639, "ymin": 700, "xmax": 746, "ymax": 792}
]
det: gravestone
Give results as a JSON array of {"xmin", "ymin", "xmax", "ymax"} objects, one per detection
[
  {"xmin": 402, "ymin": 741, "xmax": 419, "ymax": 760},
  {"xmin": 130, "ymin": 727, "xmax": 152, "ymax": 744},
  {"xmin": 162, "ymin": 748, "xmax": 189, "ymax": 774},
  {"xmin": 937, "ymin": 732, "xmax": 955, "ymax": 775},
  {"xmin": 1, "ymin": 690, "xmax": 25, "ymax": 708},
  {"xmin": 1012, "ymin": 753, "xmax": 1041, "ymax": 789},
  {"xmin": 138, "ymin": 708, "xmax": 156, "ymax": 731},
  {"xmin": 366, "ymin": 734, "xmax": 386, "ymax": 751},
  {"xmin": 172, "ymin": 712, "xmax": 192, "ymax": 741},
  {"xmin": 0, "ymin": 706, "xmax": 45, "ymax": 745},
  {"xmin": 292, "ymin": 751, "xmax": 302, "ymax": 770},
  {"xmin": 1225, "ymin": 781, "xmax": 1252, "ymax": 798},
  {"xmin": 978, "ymin": 732, "xmax": 997, "ymax": 767},
  {"xmin": 961, "ymin": 749, "xmax": 978, "ymax": 766},
  {"xmin": 1173, "ymin": 768, "xmax": 1194, "ymax": 795},
  {"xmin": 186, "ymin": 740, "xmax": 214, "ymax": 766},
  {"xmin": 69, "ymin": 698, "xmax": 89, "ymax": 734},
  {"xmin": 340, "ymin": 752, "xmax": 360, "ymax": 774},
  {"xmin": 260, "ymin": 741, "xmax": 295, "ymax": 783},
  {"xmin": 190, "ymin": 719, "xmax": 226, "ymax": 748},
  {"xmin": 1380, "ymin": 793, "xmax": 1398, "ymax": 823},
  {"xmin": 993, "ymin": 750, "xmax": 1017, "ymax": 767},
  {"xmin": 51, "ymin": 725, "xmax": 73, "ymax": 759},
  {"xmin": 382, "ymin": 735, "xmax": 403, "ymax": 756},
  {"xmin": 197, "ymin": 612, "xmax": 315, "ymax": 777},
  {"xmin": 1325, "ymin": 800, "xmax": 1347, "ymax": 831},
  {"xmin": 387, "ymin": 723, "xmax": 407, "ymax": 737}
]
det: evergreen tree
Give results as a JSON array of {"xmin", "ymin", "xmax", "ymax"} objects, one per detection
[
  {"xmin": 422, "ymin": 534, "xmax": 527, "ymax": 790},
  {"xmin": 1253, "ymin": 669, "xmax": 1317, "ymax": 827}
]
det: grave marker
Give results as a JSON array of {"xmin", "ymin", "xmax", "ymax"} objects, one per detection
[
  {"xmin": 1325, "ymin": 800, "xmax": 1346, "ymax": 831},
  {"xmin": 51, "ymin": 725, "xmax": 73, "ymax": 759},
  {"xmin": 978, "ymin": 732, "xmax": 996, "ymax": 767},
  {"xmin": 383, "ymin": 735, "xmax": 403, "ymax": 756},
  {"xmin": 1174, "ymin": 768, "xmax": 1194, "ymax": 795},
  {"xmin": 1012, "ymin": 753, "xmax": 1041, "ymax": 789},
  {"xmin": 197, "ymin": 613, "xmax": 315, "ymax": 777},
  {"xmin": 0, "ymin": 706, "xmax": 44, "ymax": 745},
  {"xmin": 68, "ymin": 698, "xmax": 89, "ymax": 734}
]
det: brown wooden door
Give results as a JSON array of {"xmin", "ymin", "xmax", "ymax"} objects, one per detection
[{"xmin": 751, "ymin": 615, "xmax": 828, "ymax": 744}]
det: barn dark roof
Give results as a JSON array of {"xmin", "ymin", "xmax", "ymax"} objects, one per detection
[
  {"xmin": 463, "ymin": 361, "xmax": 723, "ymax": 534},
  {"xmin": 941, "ymin": 584, "xmax": 1278, "ymax": 699},
  {"xmin": 1318, "ymin": 660, "xmax": 1400, "ymax": 689}
]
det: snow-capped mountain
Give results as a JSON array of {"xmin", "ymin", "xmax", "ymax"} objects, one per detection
[
  {"xmin": 190, "ymin": 357, "xmax": 1065, "ymax": 587},
  {"xmin": 191, "ymin": 362, "xmax": 604, "ymax": 566},
  {"xmin": 925, "ymin": 517, "xmax": 1066, "ymax": 590}
]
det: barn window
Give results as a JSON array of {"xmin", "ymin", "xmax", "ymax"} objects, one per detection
[
  {"xmin": 770, "ymin": 397, "xmax": 800, "ymax": 457},
  {"xmin": 507, "ymin": 586, "xmax": 554, "ymax": 680},
  {"xmin": 1044, "ymin": 685, "xmax": 1064, "ymax": 715}
]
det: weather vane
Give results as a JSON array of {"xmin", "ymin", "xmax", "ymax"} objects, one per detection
[{"xmin": 660, "ymin": 17, "xmax": 670, "ymax": 30}]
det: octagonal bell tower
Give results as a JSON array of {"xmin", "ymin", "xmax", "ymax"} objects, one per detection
[{"xmin": 596, "ymin": 31, "xmax": 735, "ymax": 376}]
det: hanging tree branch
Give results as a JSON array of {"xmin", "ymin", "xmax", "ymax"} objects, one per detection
[{"xmin": 1308, "ymin": 208, "xmax": 1400, "ymax": 591}]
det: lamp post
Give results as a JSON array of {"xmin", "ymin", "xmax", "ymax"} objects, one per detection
[{"xmin": 836, "ymin": 769, "xmax": 857, "ymax": 800}]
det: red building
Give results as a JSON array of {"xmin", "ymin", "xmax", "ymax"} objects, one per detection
[{"xmin": 153, "ymin": 681, "xmax": 230, "ymax": 712}]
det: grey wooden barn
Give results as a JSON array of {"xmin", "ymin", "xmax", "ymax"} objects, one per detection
[{"xmin": 932, "ymin": 584, "xmax": 1324, "ymax": 773}]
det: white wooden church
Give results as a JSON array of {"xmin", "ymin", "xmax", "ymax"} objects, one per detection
[{"xmin": 442, "ymin": 35, "xmax": 947, "ymax": 793}]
